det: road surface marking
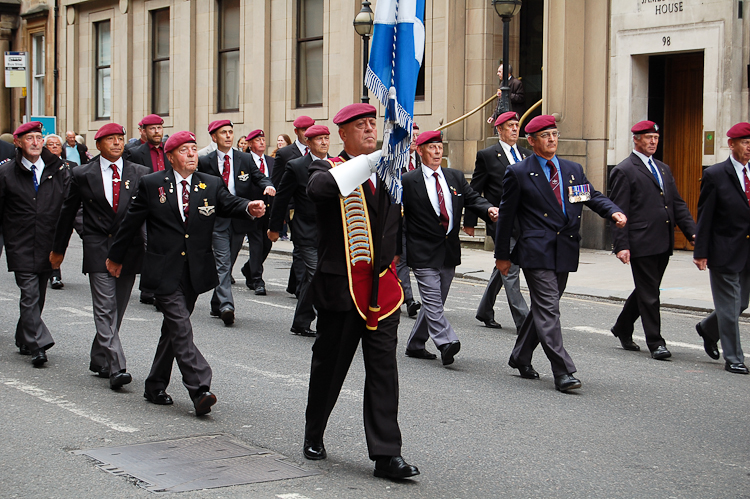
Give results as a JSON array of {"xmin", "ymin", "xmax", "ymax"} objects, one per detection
[{"xmin": 569, "ymin": 326, "xmax": 703, "ymax": 351}]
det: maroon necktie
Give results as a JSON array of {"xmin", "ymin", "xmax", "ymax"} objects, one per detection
[
  {"xmin": 181, "ymin": 180, "xmax": 190, "ymax": 224},
  {"xmin": 409, "ymin": 156, "xmax": 415, "ymax": 171},
  {"xmin": 304, "ymin": 147, "xmax": 309, "ymax": 156},
  {"xmin": 222, "ymin": 154, "xmax": 231, "ymax": 186},
  {"xmin": 433, "ymin": 172, "xmax": 449, "ymax": 232},
  {"xmin": 368, "ymin": 178, "xmax": 376, "ymax": 195},
  {"xmin": 111, "ymin": 165, "xmax": 120, "ymax": 212},
  {"xmin": 744, "ymin": 169, "xmax": 750, "ymax": 205},
  {"xmin": 150, "ymin": 144, "xmax": 165, "ymax": 172},
  {"xmin": 548, "ymin": 160, "xmax": 563, "ymax": 208},
  {"xmin": 259, "ymin": 157, "xmax": 265, "ymax": 175}
]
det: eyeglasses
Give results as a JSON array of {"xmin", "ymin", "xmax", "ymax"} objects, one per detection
[{"xmin": 536, "ymin": 131, "xmax": 561, "ymax": 140}]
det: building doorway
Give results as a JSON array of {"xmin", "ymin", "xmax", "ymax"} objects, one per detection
[{"xmin": 648, "ymin": 51, "xmax": 704, "ymax": 250}]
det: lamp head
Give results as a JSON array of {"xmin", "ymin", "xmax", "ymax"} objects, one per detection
[
  {"xmin": 492, "ymin": 0, "xmax": 522, "ymax": 18},
  {"xmin": 353, "ymin": 0, "xmax": 374, "ymax": 37}
]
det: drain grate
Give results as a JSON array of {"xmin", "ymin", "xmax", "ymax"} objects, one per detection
[{"xmin": 73, "ymin": 434, "xmax": 318, "ymax": 493}]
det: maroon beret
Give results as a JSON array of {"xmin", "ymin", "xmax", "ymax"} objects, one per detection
[
  {"xmin": 333, "ymin": 103, "xmax": 377, "ymax": 125},
  {"xmin": 494, "ymin": 112, "xmax": 520, "ymax": 127},
  {"xmin": 412, "ymin": 122, "xmax": 420, "ymax": 131},
  {"xmin": 94, "ymin": 123, "xmax": 127, "ymax": 140},
  {"xmin": 415, "ymin": 130, "xmax": 442, "ymax": 147},
  {"xmin": 14, "ymin": 121, "xmax": 43, "ymax": 138},
  {"xmin": 293, "ymin": 116, "xmax": 315, "ymax": 128},
  {"xmin": 208, "ymin": 120, "xmax": 233, "ymax": 134},
  {"xmin": 138, "ymin": 114, "xmax": 164, "ymax": 127},
  {"xmin": 727, "ymin": 122, "xmax": 750, "ymax": 139},
  {"xmin": 631, "ymin": 120, "xmax": 660, "ymax": 134},
  {"xmin": 304, "ymin": 125, "xmax": 330, "ymax": 139},
  {"xmin": 164, "ymin": 131, "xmax": 197, "ymax": 153},
  {"xmin": 246, "ymin": 129, "xmax": 265, "ymax": 141},
  {"xmin": 525, "ymin": 115, "xmax": 557, "ymax": 134}
]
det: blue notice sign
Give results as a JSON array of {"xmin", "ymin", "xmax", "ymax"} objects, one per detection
[{"xmin": 30, "ymin": 116, "xmax": 57, "ymax": 137}]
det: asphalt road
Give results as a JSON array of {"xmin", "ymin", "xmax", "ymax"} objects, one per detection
[{"xmin": 1, "ymin": 237, "xmax": 748, "ymax": 498}]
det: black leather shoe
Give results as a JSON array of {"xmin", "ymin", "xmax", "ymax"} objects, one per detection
[
  {"xmin": 651, "ymin": 345, "xmax": 672, "ymax": 360},
  {"xmin": 406, "ymin": 299, "xmax": 421, "ymax": 317},
  {"xmin": 554, "ymin": 373, "xmax": 582, "ymax": 392},
  {"xmin": 508, "ymin": 356, "xmax": 539, "ymax": 379},
  {"xmin": 478, "ymin": 317, "xmax": 502, "ymax": 329},
  {"xmin": 696, "ymin": 323, "xmax": 720, "ymax": 360},
  {"xmin": 230, "ymin": 276, "xmax": 236, "ymax": 285},
  {"xmin": 619, "ymin": 338, "xmax": 641, "ymax": 351},
  {"xmin": 50, "ymin": 277, "xmax": 64, "ymax": 289},
  {"xmin": 373, "ymin": 456, "xmax": 420, "ymax": 479},
  {"xmin": 303, "ymin": 440, "xmax": 327, "ymax": 460},
  {"xmin": 18, "ymin": 344, "xmax": 30, "ymax": 355},
  {"xmin": 31, "ymin": 348, "xmax": 47, "ymax": 367},
  {"xmin": 438, "ymin": 341, "xmax": 461, "ymax": 366},
  {"xmin": 110, "ymin": 371, "xmax": 132, "ymax": 390},
  {"xmin": 144, "ymin": 390, "xmax": 173, "ymax": 405},
  {"xmin": 290, "ymin": 326, "xmax": 316, "ymax": 337},
  {"xmin": 254, "ymin": 286, "xmax": 267, "ymax": 296},
  {"xmin": 210, "ymin": 309, "xmax": 221, "ymax": 317},
  {"xmin": 405, "ymin": 348, "xmax": 437, "ymax": 360},
  {"xmin": 725, "ymin": 362, "xmax": 749, "ymax": 375},
  {"xmin": 193, "ymin": 391, "xmax": 217, "ymax": 416},
  {"xmin": 220, "ymin": 309, "xmax": 235, "ymax": 326},
  {"xmin": 140, "ymin": 292, "xmax": 155, "ymax": 305}
]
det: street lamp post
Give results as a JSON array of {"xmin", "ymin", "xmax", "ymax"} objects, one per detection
[
  {"xmin": 353, "ymin": 1, "xmax": 374, "ymax": 104},
  {"xmin": 491, "ymin": 0, "xmax": 522, "ymax": 113}
]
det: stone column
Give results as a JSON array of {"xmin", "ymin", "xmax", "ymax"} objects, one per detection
[{"xmin": 0, "ymin": 14, "xmax": 17, "ymax": 134}]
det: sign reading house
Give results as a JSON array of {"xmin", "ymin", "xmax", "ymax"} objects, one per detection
[{"xmin": 640, "ymin": 0, "xmax": 685, "ymax": 15}]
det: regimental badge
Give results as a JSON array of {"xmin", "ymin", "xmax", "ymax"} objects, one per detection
[
  {"xmin": 198, "ymin": 182, "xmax": 207, "ymax": 190},
  {"xmin": 449, "ymin": 185, "xmax": 461, "ymax": 197},
  {"xmin": 198, "ymin": 198, "xmax": 215, "ymax": 216},
  {"xmin": 169, "ymin": 182, "xmax": 174, "ymax": 194},
  {"xmin": 568, "ymin": 184, "xmax": 591, "ymax": 203},
  {"xmin": 238, "ymin": 171, "xmax": 249, "ymax": 182},
  {"xmin": 194, "ymin": 186, "xmax": 199, "ymax": 192},
  {"xmin": 124, "ymin": 180, "xmax": 130, "ymax": 190},
  {"xmin": 158, "ymin": 186, "xmax": 166, "ymax": 203}
]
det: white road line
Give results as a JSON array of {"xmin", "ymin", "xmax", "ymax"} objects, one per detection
[
  {"xmin": 277, "ymin": 494, "xmax": 312, "ymax": 499},
  {"xmin": 55, "ymin": 306, "xmax": 91, "ymax": 317},
  {"xmin": 569, "ymin": 326, "xmax": 703, "ymax": 351},
  {"xmin": 246, "ymin": 299, "xmax": 296, "ymax": 310},
  {"xmin": 0, "ymin": 378, "xmax": 139, "ymax": 433},
  {"xmin": 233, "ymin": 364, "xmax": 362, "ymax": 400}
]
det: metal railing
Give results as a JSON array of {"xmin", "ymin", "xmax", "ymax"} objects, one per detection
[{"xmin": 434, "ymin": 96, "xmax": 543, "ymax": 132}]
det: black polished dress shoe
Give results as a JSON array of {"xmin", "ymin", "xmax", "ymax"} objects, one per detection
[
  {"xmin": 696, "ymin": 323, "xmax": 720, "ymax": 360},
  {"xmin": 110, "ymin": 371, "xmax": 132, "ymax": 390},
  {"xmin": 405, "ymin": 348, "xmax": 437, "ymax": 360},
  {"xmin": 619, "ymin": 337, "xmax": 641, "ymax": 351},
  {"xmin": 210, "ymin": 309, "xmax": 221, "ymax": 317},
  {"xmin": 651, "ymin": 345, "xmax": 672, "ymax": 360},
  {"xmin": 50, "ymin": 277, "xmax": 64, "ymax": 289},
  {"xmin": 303, "ymin": 440, "xmax": 327, "ymax": 460},
  {"xmin": 478, "ymin": 317, "xmax": 502, "ymax": 329},
  {"xmin": 31, "ymin": 348, "xmax": 47, "ymax": 367},
  {"xmin": 140, "ymin": 292, "xmax": 155, "ymax": 305},
  {"xmin": 438, "ymin": 340, "xmax": 461, "ymax": 366},
  {"xmin": 193, "ymin": 391, "xmax": 217, "ymax": 416},
  {"xmin": 554, "ymin": 373, "xmax": 582, "ymax": 392},
  {"xmin": 220, "ymin": 309, "xmax": 235, "ymax": 326},
  {"xmin": 373, "ymin": 456, "xmax": 420, "ymax": 479},
  {"xmin": 144, "ymin": 390, "xmax": 173, "ymax": 405},
  {"xmin": 18, "ymin": 344, "xmax": 30, "ymax": 355},
  {"xmin": 230, "ymin": 276, "xmax": 236, "ymax": 285},
  {"xmin": 406, "ymin": 299, "xmax": 421, "ymax": 317},
  {"xmin": 508, "ymin": 356, "xmax": 539, "ymax": 379},
  {"xmin": 254, "ymin": 286, "xmax": 267, "ymax": 296},
  {"xmin": 290, "ymin": 326, "xmax": 316, "ymax": 337},
  {"xmin": 725, "ymin": 362, "xmax": 749, "ymax": 375}
]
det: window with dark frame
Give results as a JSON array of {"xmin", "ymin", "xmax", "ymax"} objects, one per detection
[
  {"xmin": 218, "ymin": 0, "xmax": 240, "ymax": 112},
  {"xmin": 31, "ymin": 32, "xmax": 45, "ymax": 116},
  {"xmin": 95, "ymin": 20, "xmax": 111, "ymax": 119},
  {"xmin": 296, "ymin": 0, "xmax": 323, "ymax": 108},
  {"xmin": 151, "ymin": 8, "xmax": 170, "ymax": 116}
]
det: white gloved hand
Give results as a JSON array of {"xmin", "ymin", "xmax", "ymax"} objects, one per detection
[
  {"xmin": 366, "ymin": 150, "xmax": 382, "ymax": 173},
  {"xmin": 329, "ymin": 150, "xmax": 383, "ymax": 197}
]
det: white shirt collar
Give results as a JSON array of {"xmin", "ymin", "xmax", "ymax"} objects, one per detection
[
  {"xmin": 295, "ymin": 140, "xmax": 307, "ymax": 155},
  {"xmin": 421, "ymin": 164, "xmax": 442, "ymax": 179},
  {"xmin": 99, "ymin": 156, "xmax": 123, "ymax": 172},
  {"xmin": 251, "ymin": 151, "xmax": 263, "ymax": 163},
  {"xmin": 20, "ymin": 155, "xmax": 44, "ymax": 171},
  {"xmin": 217, "ymin": 148, "xmax": 234, "ymax": 162},
  {"xmin": 310, "ymin": 153, "xmax": 325, "ymax": 161},
  {"xmin": 173, "ymin": 170, "xmax": 193, "ymax": 185},
  {"xmin": 632, "ymin": 149, "xmax": 654, "ymax": 167}
]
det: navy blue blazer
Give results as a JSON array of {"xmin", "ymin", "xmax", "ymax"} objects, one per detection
[{"xmin": 494, "ymin": 155, "xmax": 620, "ymax": 273}]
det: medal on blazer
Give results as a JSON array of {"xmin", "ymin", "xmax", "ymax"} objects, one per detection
[
  {"xmin": 568, "ymin": 184, "xmax": 591, "ymax": 203},
  {"xmin": 238, "ymin": 171, "xmax": 249, "ymax": 182},
  {"xmin": 329, "ymin": 157, "xmax": 404, "ymax": 330},
  {"xmin": 124, "ymin": 179, "xmax": 130, "ymax": 190},
  {"xmin": 198, "ymin": 198, "xmax": 215, "ymax": 216},
  {"xmin": 158, "ymin": 186, "xmax": 167, "ymax": 203}
]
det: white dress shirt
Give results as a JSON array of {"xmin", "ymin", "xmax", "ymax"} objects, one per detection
[
  {"xmin": 294, "ymin": 139, "xmax": 308, "ymax": 156},
  {"xmin": 730, "ymin": 154, "xmax": 750, "ymax": 188},
  {"xmin": 421, "ymin": 165, "xmax": 454, "ymax": 233},
  {"xmin": 20, "ymin": 156, "xmax": 45, "ymax": 185},
  {"xmin": 251, "ymin": 151, "xmax": 270, "ymax": 178},
  {"xmin": 632, "ymin": 149, "xmax": 664, "ymax": 189},
  {"xmin": 499, "ymin": 140, "xmax": 522, "ymax": 165},
  {"xmin": 99, "ymin": 156, "xmax": 124, "ymax": 207},
  {"xmin": 216, "ymin": 148, "xmax": 236, "ymax": 195},
  {"xmin": 173, "ymin": 170, "xmax": 193, "ymax": 222}
]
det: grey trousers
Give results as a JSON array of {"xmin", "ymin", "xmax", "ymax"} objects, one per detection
[
  {"xmin": 88, "ymin": 272, "xmax": 136, "ymax": 373},
  {"xmin": 511, "ymin": 268, "xmax": 576, "ymax": 376},
  {"xmin": 396, "ymin": 230, "xmax": 414, "ymax": 302},
  {"xmin": 147, "ymin": 265, "xmax": 212, "ymax": 400},
  {"xmin": 14, "ymin": 271, "xmax": 54, "ymax": 352},
  {"xmin": 292, "ymin": 245, "xmax": 318, "ymax": 329},
  {"xmin": 476, "ymin": 237, "xmax": 528, "ymax": 329},
  {"xmin": 210, "ymin": 222, "xmax": 245, "ymax": 313},
  {"xmin": 407, "ymin": 266, "xmax": 459, "ymax": 350},
  {"xmin": 699, "ymin": 267, "xmax": 750, "ymax": 364}
]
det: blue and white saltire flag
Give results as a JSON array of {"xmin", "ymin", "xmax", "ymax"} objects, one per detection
[{"xmin": 365, "ymin": 0, "xmax": 425, "ymax": 204}]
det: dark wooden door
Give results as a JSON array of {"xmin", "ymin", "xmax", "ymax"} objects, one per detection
[{"xmin": 662, "ymin": 52, "xmax": 703, "ymax": 250}]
